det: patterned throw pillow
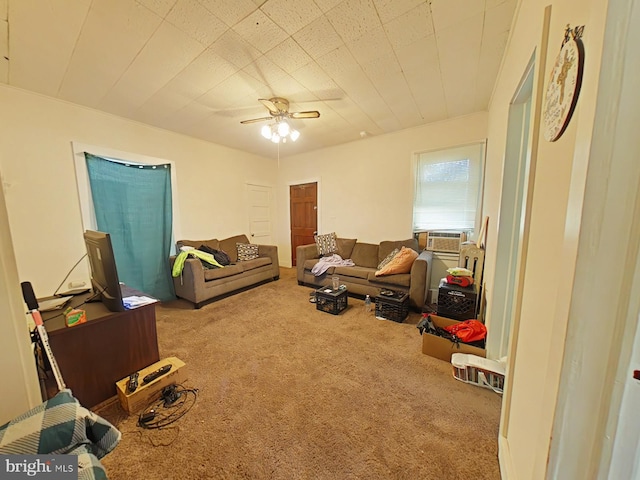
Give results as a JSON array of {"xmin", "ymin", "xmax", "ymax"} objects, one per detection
[
  {"xmin": 236, "ymin": 243, "xmax": 259, "ymax": 261},
  {"xmin": 314, "ymin": 232, "xmax": 338, "ymax": 256},
  {"xmin": 377, "ymin": 248, "xmax": 400, "ymax": 270}
]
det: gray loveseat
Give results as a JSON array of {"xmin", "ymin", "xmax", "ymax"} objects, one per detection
[
  {"xmin": 170, "ymin": 234, "xmax": 279, "ymax": 308},
  {"xmin": 297, "ymin": 237, "xmax": 432, "ymax": 311}
]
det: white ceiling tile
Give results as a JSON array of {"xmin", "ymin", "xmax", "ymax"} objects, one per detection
[
  {"xmin": 134, "ymin": 87, "xmax": 195, "ymax": 123},
  {"xmin": 0, "ymin": 17, "xmax": 6, "ymax": 82},
  {"xmin": 316, "ymin": 45, "xmax": 361, "ymax": 83},
  {"xmin": 243, "ymin": 56, "xmax": 288, "ymax": 85},
  {"xmin": 59, "ymin": 1, "xmax": 163, "ymax": 107},
  {"xmin": 200, "ymin": 71, "xmax": 268, "ymax": 108},
  {"xmin": 209, "ymin": 29, "xmax": 262, "ymax": 69},
  {"xmin": 361, "ymin": 52, "xmax": 401, "ymax": 88},
  {"xmin": 136, "ymin": 0, "xmax": 177, "ymax": 17},
  {"xmin": 267, "ymin": 74, "xmax": 312, "ymax": 101},
  {"xmin": 430, "ymin": 0, "xmax": 485, "ymax": 32},
  {"xmin": 6, "ymin": 0, "xmax": 516, "ymax": 158},
  {"xmin": 290, "ymin": 62, "xmax": 344, "ymax": 99},
  {"xmin": 440, "ymin": 45, "xmax": 480, "ymax": 117},
  {"xmin": 158, "ymin": 100, "xmax": 215, "ymax": 131},
  {"xmin": 98, "ymin": 21, "xmax": 205, "ymax": 115},
  {"xmin": 346, "ymin": 26, "xmax": 394, "ymax": 66},
  {"xmin": 406, "ymin": 66, "xmax": 448, "ymax": 122},
  {"xmin": 475, "ymin": 30, "xmax": 509, "ymax": 109},
  {"xmin": 373, "ymin": 0, "xmax": 424, "ymax": 24},
  {"xmin": 265, "ymin": 37, "xmax": 313, "ymax": 73},
  {"xmin": 486, "ymin": 0, "xmax": 512, "ymax": 9},
  {"xmin": 0, "ymin": 17, "xmax": 6, "ymax": 57},
  {"xmin": 293, "ymin": 16, "xmax": 343, "ymax": 58},
  {"xmin": 327, "ymin": 0, "xmax": 380, "ymax": 42},
  {"xmin": 395, "ymin": 35, "xmax": 439, "ymax": 74},
  {"xmin": 8, "ymin": 0, "xmax": 91, "ymax": 96},
  {"xmin": 435, "ymin": 13, "xmax": 484, "ymax": 56},
  {"xmin": 172, "ymin": 49, "xmax": 237, "ymax": 94},
  {"xmin": 196, "ymin": 0, "xmax": 256, "ymax": 27},
  {"xmin": 261, "ymin": 0, "xmax": 323, "ymax": 35},
  {"xmin": 484, "ymin": 0, "xmax": 517, "ymax": 36},
  {"xmin": 384, "ymin": 3, "xmax": 433, "ymax": 49},
  {"xmin": 313, "ymin": 0, "xmax": 343, "ymax": 13},
  {"xmin": 165, "ymin": 0, "xmax": 227, "ymax": 46},
  {"xmin": 233, "ymin": 8, "xmax": 289, "ymax": 54}
]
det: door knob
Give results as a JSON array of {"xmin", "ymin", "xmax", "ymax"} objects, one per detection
[{"xmin": 313, "ymin": 231, "xmax": 317, "ymax": 235}]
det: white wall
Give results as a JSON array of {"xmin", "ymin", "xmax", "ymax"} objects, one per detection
[
  {"xmin": 483, "ymin": 0, "xmax": 610, "ymax": 477},
  {"xmin": 0, "ymin": 165, "xmax": 42, "ymax": 424},
  {"xmin": 275, "ymin": 113, "xmax": 488, "ymax": 267},
  {"xmin": 0, "ymin": 85, "xmax": 277, "ymax": 296}
]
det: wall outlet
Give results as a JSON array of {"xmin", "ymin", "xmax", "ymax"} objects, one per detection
[{"xmin": 68, "ymin": 281, "xmax": 86, "ymax": 288}]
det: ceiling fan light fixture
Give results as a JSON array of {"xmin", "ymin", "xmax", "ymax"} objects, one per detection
[
  {"xmin": 261, "ymin": 125, "xmax": 272, "ymax": 139},
  {"xmin": 290, "ymin": 129, "xmax": 300, "ymax": 142},
  {"xmin": 277, "ymin": 121, "xmax": 290, "ymax": 137},
  {"xmin": 271, "ymin": 133, "xmax": 281, "ymax": 143}
]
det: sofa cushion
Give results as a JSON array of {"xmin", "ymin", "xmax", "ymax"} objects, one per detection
[
  {"xmin": 336, "ymin": 238, "xmax": 357, "ymax": 259},
  {"xmin": 375, "ymin": 246, "xmax": 418, "ymax": 276},
  {"xmin": 334, "ymin": 265, "xmax": 372, "ymax": 280},
  {"xmin": 219, "ymin": 235, "xmax": 249, "ymax": 262},
  {"xmin": 204, "ymin": 264, "xmax": 244, "ymax": 281},
  {"xmin": 314, "ymin": 232, "xmax": 338, "ymax": 256},
  {"xmin": 238, "ymin": 256, "xmax": 271, "ymax": 272},
  {"xmin": 368, "ymin": 272, "xmax": 412, "ymax": 288},
  {"xmin": 350, "ymin": 243, "xmax": 379, "ymax": 269},
  {"xmin": 378, "ymin": 238, "xmax": 419, "ymax": 264},
  {"xmin": 237, "ymin": 243, "xmax": 259, "ymax": 261}
]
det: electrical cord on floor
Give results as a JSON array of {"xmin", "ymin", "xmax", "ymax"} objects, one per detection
[{"xmin": 137, "ymin": 383, "xmax": 198, "ymax": 431}]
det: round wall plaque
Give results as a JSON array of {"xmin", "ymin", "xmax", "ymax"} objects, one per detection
[{"xmin": 543, "ymin": 26, "xmax": 585, "ymax": 142}]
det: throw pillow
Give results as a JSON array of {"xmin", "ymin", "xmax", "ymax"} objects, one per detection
[
  {"xmin": 375, "ymin": 246, "xmax": 418, "ymax": 276},
  {"xmin": 236, "ymin": 243, "xmax": 259, "ymax": 261},
  {"xmin": 377, "ymin": 247, "xmax": 400, "ymax": 270},
  {"xmin": 314, "ymin": 232, "xmax": 338, "ymax": 256}
]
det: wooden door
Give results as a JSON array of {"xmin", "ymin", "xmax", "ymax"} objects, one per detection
[
  {"xmin": 246, "ymin": 184, "xmax": 273, "ymax": 244},
  {"xmin": 290, "ymin": 182, "xmax": 317, "ymax": 266}
]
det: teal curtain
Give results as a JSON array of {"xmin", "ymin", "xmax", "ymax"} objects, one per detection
[{"xmin": 85, "ymin": 153, "xmax": 175, "ymax": 302}]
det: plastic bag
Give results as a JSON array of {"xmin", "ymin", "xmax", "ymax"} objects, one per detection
[{"xmin": 443, "ymin": 319, "xmax": 487, "ymax": 343}]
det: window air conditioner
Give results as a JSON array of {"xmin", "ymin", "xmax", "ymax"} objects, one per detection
[{"xmin": 425, "ymin": 231, "xmax": 467, "ymax": 253}]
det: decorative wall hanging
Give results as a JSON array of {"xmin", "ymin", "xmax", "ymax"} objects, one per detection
[{"xmin": 543, "ymin": 24, "xmax": 585, "ymax": 142}]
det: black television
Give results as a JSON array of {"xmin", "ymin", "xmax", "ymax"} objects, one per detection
[{"xmin": 83, "ymin": 230, "xmax": 125, "ymax": 312}]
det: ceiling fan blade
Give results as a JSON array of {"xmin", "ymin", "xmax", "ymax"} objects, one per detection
[
  {"xmin": 240, "ymin": 116, "xmax": 273, "ymax": 124},
  {"xmin": 258, "ymin": 98, "xmax": 279, "ymax": 114},
  {"xmin": 290, "ymin": 111, "xmax": 320, "ymax": 119}
]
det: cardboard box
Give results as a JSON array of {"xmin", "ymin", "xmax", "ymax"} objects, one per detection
[
  {"xmin": 421, "ymin": 315, "xmax": 486, "ymax": 362},
  {"xmin": 116, "ymin": 357, "xmax": 187, "ymax": 414}
]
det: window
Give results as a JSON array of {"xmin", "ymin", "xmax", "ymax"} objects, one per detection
[{"xmin": 413, "ymin": 142, "xmax": 485, "ymax": 235}]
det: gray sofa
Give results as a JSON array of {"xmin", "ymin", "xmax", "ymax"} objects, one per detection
[
  {"xmin": 170, "ymin": 234, "xmax": 279, "ymax": 308},
  {"xmin": 297, "ymin": 237, "xmax": 432, "ymax": 311}
]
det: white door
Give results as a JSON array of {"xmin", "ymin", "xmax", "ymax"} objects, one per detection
[{"xmin": 246, "ymin": 184, "xmax": 273, "ymax": 245}]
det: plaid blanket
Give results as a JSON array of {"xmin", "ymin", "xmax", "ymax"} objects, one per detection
[{"xmin": 0, "ymin": 389, "xmax": 121, "ymax": 480}]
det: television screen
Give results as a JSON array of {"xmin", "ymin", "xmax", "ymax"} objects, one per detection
[{"xmin": 83, "ymin": 230, "xmax": 125, "ymax": 312}]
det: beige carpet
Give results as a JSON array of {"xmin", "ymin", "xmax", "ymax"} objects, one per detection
[{"xmin": 98, "ymin": 268, "xmax": 502, "ymax": 479}]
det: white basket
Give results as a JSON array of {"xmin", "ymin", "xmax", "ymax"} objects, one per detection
[{"xmin": 451, "ymin": 353, "xmax": 506, "ymax": 394}]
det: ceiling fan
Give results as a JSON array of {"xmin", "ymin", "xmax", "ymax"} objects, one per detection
[{"xmin": 239, "ymin": 97, "xmax": 321, "ymax": 125}]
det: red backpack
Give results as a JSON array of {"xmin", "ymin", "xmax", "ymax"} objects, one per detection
[{"xmin": 443, "ymin": 320, "xmax": 487, "ymax": 343}]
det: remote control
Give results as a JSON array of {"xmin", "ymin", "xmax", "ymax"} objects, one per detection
[
  {"xmin": 142, "ymin": 364, "xmax": 172, "ymax": 384},
  {"xmin": 127, "ymin": 372, "xmax": 139, "ymax": 393}
]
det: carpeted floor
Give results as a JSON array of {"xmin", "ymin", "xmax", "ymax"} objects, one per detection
[{"xmin": 97, "ymin": 268, "xmax": 502, "ymax": 479}]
